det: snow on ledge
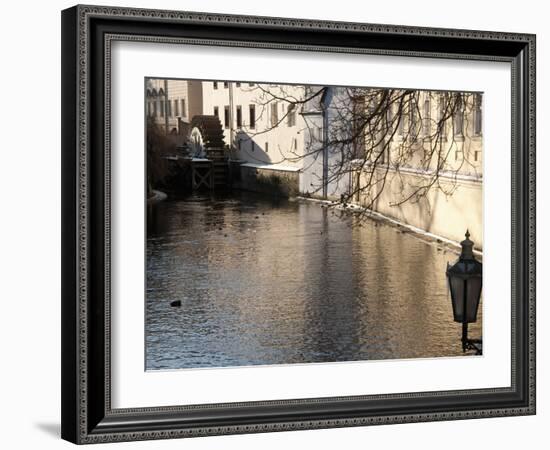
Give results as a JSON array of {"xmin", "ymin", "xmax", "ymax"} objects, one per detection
[
  {"xmin": 240, "ymin": 162, "xmax": 301, "ymax": 173},
  {"xmin": 296, "ymin": 196, "xmax": 483, "ymax": 257}
]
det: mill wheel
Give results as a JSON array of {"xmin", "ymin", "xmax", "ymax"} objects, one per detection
[{"xmin": 188, "ymin": 115, "xmax": 225, "ymax": 157}]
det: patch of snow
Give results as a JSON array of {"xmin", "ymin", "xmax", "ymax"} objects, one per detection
[
  {"xmin": 240, "ymin": 162, "xmax": 301, "ymax": 173},
  {"xmin": 296, "ymin": 196, "xmax": 483, "ymax": 257}
]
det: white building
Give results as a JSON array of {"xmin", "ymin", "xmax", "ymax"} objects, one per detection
[
  {"xmin": 201, "ymin": 81, "xmax": 305, "ymax": 168},
  {"xmin": 200, "ymin": 81, "xmax": 483, "ymax": 245},
  {"xmin": 146, "ymin": 78, "xmax": 203, "ymax": 137},
  {"xmin": 348, "ymin": 88, "xmax": 483, "ymax": 245},
  {"xmin": 300, "ymin": 86, "xmax": 354, "ymax": 198}
]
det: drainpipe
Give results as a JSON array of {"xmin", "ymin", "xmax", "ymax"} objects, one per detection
[
  {"xmin": 321, "ymin": 88, "xmax": 330, "ymax": 199},
  {"xmin": 164, "ymin": 79, "xmax": 169, "ymax": 135},
  {"xmin": 229, "ymin": 82, "xmax": 234, "ymax": 153}
]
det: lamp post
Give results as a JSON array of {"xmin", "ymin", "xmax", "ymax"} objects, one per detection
[{"xmin": 446, "ymin": 230, "xmax": 483, "ymax": 354}]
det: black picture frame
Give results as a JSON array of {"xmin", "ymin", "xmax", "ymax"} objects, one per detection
[{"xmin": 61, "ymin": 4, "xmax": 536, "ymax": 444}]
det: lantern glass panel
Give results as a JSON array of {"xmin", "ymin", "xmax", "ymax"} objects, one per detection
[
  {"xmin": 448, "ymin": 274, "xmax": 465, "ymax": 322},
  {"xmin": 465, "ymin": 276, "xmax": 482, "ymax": 323}
]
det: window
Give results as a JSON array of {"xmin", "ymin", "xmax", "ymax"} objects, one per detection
[
  {"xmin": 287, "ymin": 104, "xmax": 296, "ymax": 127},
  {"xmin": 379, "ymin": 148, "xmax": 386, "ymax": 165},
  {"xmin": 213, "ymin": 106, "xmax": 219, "ymax": 118},
  {"xmin": 251, "ymin": 140, "xmax": 255, "ymax": 152},
  {"xmin": 153, "ymin": 100, "xmax": 157, "ymax": 117},
  {"xmin": 423, "ymin": 97, "xmax": 431, "ymax": 136},
  {"xmin": 453, "ymin": 96, "xmax": 464, "ymax": 136},
  {"xmin": 224, "ymin": 105, "xmax": 230, "ymax": 128},
  {"xmin": 438, "ymin": 94, "xmax": 448, "ymax": 138},
  {"xmin": 248, "ymin": 83, "xmax": 255, "ymax": 87},
  {"xmin": 386, "ymin": 104, "xmax": 393, "ymax": 130},
  {"xmin": 352, "ymin": 96, "xmax": 365, "ymax": 156},
  {"xmin": 224, "ymin": 81, "xmax": 229, "ymax": 88},
  {"xmin": 249, "ymin": 105, "xmax": 256, "ymax": 129},
  {"xmin": 236, "ymin": 82, "xmax": 241, "ymax": 87},
  {"xmin": 147, "ymin": 102, "xmax": 151, "ymax": 117},
  {"xmin": 174, "ymin": 99, "xmax": 179, "ymax": 117},
  {"xmin": 167, "ymin": 100, "xmax": 172, "ymax": 117},
  {"xmin": 265, "ymin": 142, "xmax": 269, "ymax": 153},
  {"xmin": 473, "ymin": 93, "xmax": 482, "ymax": 136},
  {"xmin": 293, "ymin": 137, "xmax": 298, "ymax": 150},
  {"xmin": 236, "ymin": 106, "xmax": 242, "ymax": 128},
  {"xmin": 160, "ymin": 100, "xmax": 164, "ymax": 117},
  {"xmin": 213, "ymin": 81, "xmax": 218, "ymax": 89},
  {"xmin": 270, "ymin": 102, "xmax": 279, "ymax": 127},
  {"xmin": 181, "ymin": 99, "xmax": 186, "ymax": 117},
  {"xmin": 409, "ymin": 99, "xmax": 418, "ymax": 140}
]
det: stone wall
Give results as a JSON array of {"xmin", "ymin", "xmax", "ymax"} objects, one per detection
[
  {"xmin": 235, "ymin": 164, "xmax": 300, "ymax": 198},
  {"xmin": 355, "ymin": 167, "xmax": 483, "ymax": 248}
]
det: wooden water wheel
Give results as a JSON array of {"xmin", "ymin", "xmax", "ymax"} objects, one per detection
[
  {"xmin": 188, "ymin": 115, "xmax": 225, "ymax": 157},
  {"xmin": 188, "ymin": 115, "xmax": 228, "ymax": 189}
]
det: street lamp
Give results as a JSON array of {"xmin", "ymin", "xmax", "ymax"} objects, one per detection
[{"xmin": 446, "ymin": 230, "xmax": 483, "ymax": 354}]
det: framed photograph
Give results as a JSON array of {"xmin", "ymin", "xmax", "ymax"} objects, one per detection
[{"xmin": 61, "ymin": 4, "xmax": 536, "ymax": 444}]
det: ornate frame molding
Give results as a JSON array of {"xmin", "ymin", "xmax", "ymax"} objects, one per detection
[{"xmin": 62, "ymin": 4, "xmax": 536, "ymax": 444}]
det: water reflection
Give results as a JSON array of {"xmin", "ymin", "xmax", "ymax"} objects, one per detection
[{"xmin": 146, "ymin": 192, "xmax": 482, "ymax": 370}]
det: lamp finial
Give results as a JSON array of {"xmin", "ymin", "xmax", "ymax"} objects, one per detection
[{"xmin": 460, "ymin": 229, "xmax": 475, "ymax": 260}]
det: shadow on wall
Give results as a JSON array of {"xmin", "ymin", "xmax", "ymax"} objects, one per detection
[
  {"xmin": 231, "ymin": 130, "xmax": 300, "ymax": 198},
  {"xmin": 370, "ymin": 170, "xmax": 483, "ymax": 248},
  {"xmin": 233, "ymin": 130, "xmax": 273, "ymax": 164}
]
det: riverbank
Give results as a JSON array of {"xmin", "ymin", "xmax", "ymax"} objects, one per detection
[{"xmin": 296, "ymin": 196, "xmax": 483, "ymax": 259}]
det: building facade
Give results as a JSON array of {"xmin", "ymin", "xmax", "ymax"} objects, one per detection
[
  {"xmin": 146, "ymin": 78, "xmax": 483, "ymax": 246},
  {"xmin": 349, "ymin": 89, "xmax": 483, "ymax": 246},
  {"xmin": 146, "ymin": 78, "xmax": 203, "ymax": 138},
  {"xmin": 201, "ymin": 81, "xmax": 306, "ymax": 168}
]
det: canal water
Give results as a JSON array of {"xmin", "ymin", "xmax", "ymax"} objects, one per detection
[{"xmin": 146, "ymin": 191, "xmax": 482, "ymax": 370}]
